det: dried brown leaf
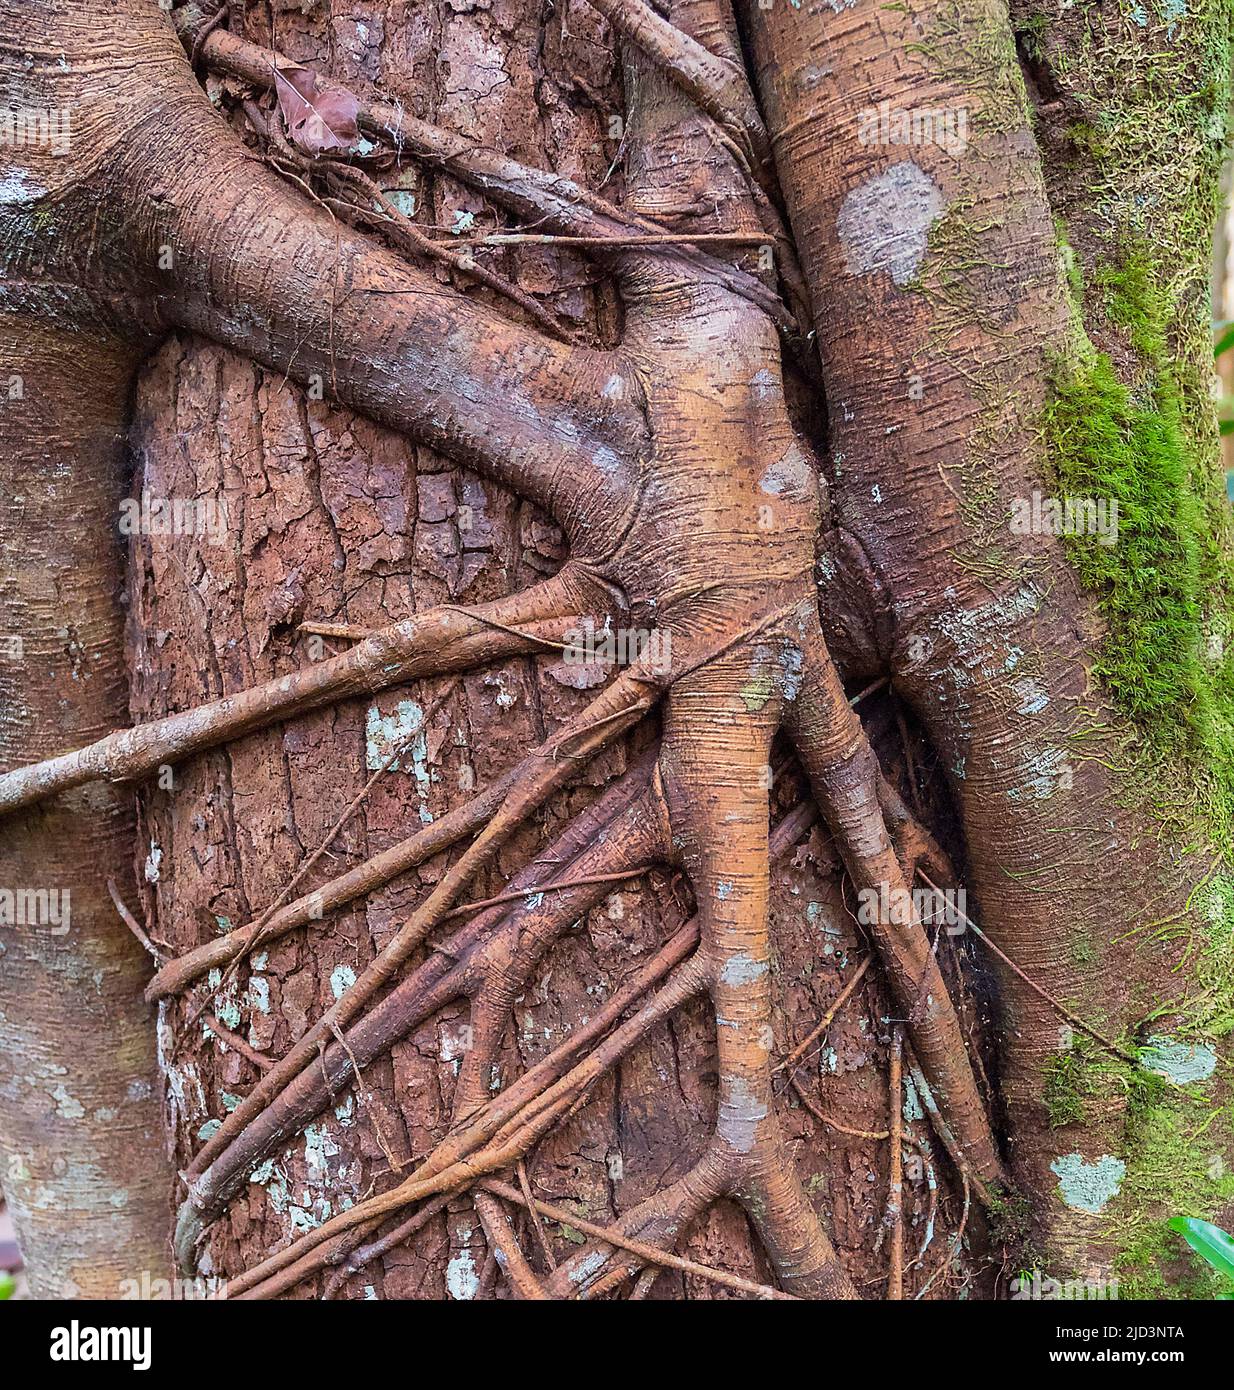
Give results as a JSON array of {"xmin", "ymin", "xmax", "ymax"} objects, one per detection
[{"xmin": 272, "ymin": 64, "xmax": 360, "ymax": 155}]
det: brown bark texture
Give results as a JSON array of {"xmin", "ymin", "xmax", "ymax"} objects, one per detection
[{"xmin": 0, "ymin": 0, "xmax": 1230, "ymax": 1303}]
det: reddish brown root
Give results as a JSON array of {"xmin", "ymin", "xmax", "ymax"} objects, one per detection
[
  {"xmin": 785, "ymin": 620, "xmax": 1008, "ymax": 1198},
  {"xmin": 147, "ymin": 757, "xmax": 523, "ymax": 1002},
  {"xmin": 223, "ymin": 930, "xmax": 709, "ymax": 1297},
  {"xmin": 0, "ymin": 574, "xmax": 597, "ymax": 817},
  {"xmin": 175, "ymin": 665, "xmax": 660, "ymax": 1267},
  {"xmin": 655, "ymin": 637, "xmax": 859, "ymax": 1298},
  {"xmin": 179, "ymin": 752, "xmax": 668, "ymax": 1242}
]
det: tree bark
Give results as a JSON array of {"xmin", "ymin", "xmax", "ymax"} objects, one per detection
[{"xmin": 0, "ymin": 0, "xmax": 1229, "ymax": 1302}]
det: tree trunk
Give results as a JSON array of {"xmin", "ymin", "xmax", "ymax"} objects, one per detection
[{"xmin": 0, "ymin": 0, "xmax": 1230, "ymax": 1301}]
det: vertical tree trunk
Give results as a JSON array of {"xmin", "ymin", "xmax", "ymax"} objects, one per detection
[
  {"xmin": 0, "ymin": 322, "xmax": 171, "ymax": 1296},
  {"xmin": 741, "ymin": 0, "xmax": 1234, "ymax": 1290}
]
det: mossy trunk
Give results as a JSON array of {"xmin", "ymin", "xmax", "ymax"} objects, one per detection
[{"xmin": 741, "ymin": 0, "xmax": 1234, "ymax": 1294}]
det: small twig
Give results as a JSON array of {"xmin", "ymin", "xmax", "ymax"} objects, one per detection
[
  {"xmin": 917, "ymin": 870, "xmax": 1139, "ymax": 1066},
  {"xmin": 849, "ymin": 675, "xmax": 889, "ymax": 707},
  {"xmin": 328, "ymin": 1020, "xmax": 405, "ymax": 1175},
  {"xmin": 437, "ymin": 603, "xmax": 574, "ymax": 654},
  {"xmin": 517, "ymin": 1161, "xmax": 557, "ymax": 1271},
  {"xmin": 177, "ymin": 678, "xmax": 458, "ymax": 1045},
  {"xmin": 774, "ymin": 956, "xmax": 872, "ymax": 1075},
  {"xmin": 441, "ymin": 867, "xmax": 649, "ymax": 922},
  {"xmin": 325, "ymin": 162, "xmax": 574, "ymax": 342},
  {"xmin": 106, "ymin": 879, "xmax": 167, "ymax": 963},
  {"xmin": 300, "ymin": 620, "xmax": 374, "ymax": 641},
  {"xmin": 190, "ymin": 1, "xmax": 229, "ymax": 67},
  {"xmin": 478, "ymin": 1179, "xmax": 797, "ymax": 1301},
  {"xmin": 187, "ymin": 678, "xmax": 459, "ymax": 1031},
  {"xmin": 201, "ymin": 1012, "xmax": 274, "ymax": 1072},
  {"xmin": 887, "ymin": 1026, "xmax": 905, "ymax": 1300}
]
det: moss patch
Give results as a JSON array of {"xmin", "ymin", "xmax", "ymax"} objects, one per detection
[
  {"xmin": 1111, "ymin": 1069, "xmax": 1234, "ymax": 1298},
  {"xmin": 1041, "ymin": 246, "xmax": 1234, "ymax": 844},
  {"xmin": 1044, "ymin": 1036, "xmax": 1098, "ymax": 1128}
]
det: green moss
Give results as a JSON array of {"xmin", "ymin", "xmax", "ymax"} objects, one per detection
[
  {"xmin": 1015, "ymin": 12, "xmax": 1051, "ymax": 65},
  {"xmin": 1065, "ymin": 120, "xmax": 1111, "ymax": 162},
  {"xmin": 1040, "ymin": 244, "xmax": 1234, "ymax": 844},
  {"xmin": 1095, "ymin": 251, "xmax": 1170, "ymax": 363},
  {"xmin": 1111, "ymin": 1069, "xmax": 1234, "ymax": 1298},
  {"xmin": 1055, "ymin": 219, "xmax": 1084, "ymax": 306},
  {"xmin": 1032, "ymin": 0, "xmax": 1234, "ymax": 834},
  {"xmin": 1070, "ymin": 927, "xmax": 1098, "ymax": 967},
  {"xmin": 1043, "ymin": 353, "xmax": 1212, "ymax": 744},
  {"xmin": 1044, "ymin": 1037, "xmax": 1097, "ymax": 1127},
  {"xmin": 988, "ymin": 1190, "xmax": 1039, "ymax": 1267}
]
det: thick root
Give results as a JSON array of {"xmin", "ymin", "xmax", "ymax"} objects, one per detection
[
  {"xmin": 786, "ymin": 620, "xmax": 1008, "ymax": 1198},
  {"xmin": 0, "ymin": 574, "xmax": 597, "ymax": 816}
]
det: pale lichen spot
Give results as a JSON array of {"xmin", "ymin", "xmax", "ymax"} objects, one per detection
[
  {"xmin": 569, "ymin": 1250, "xmax": 608, "ymax": 1286},
  {"xmin": 1050, "ymin": 1152, "xmax": 1126, "ymax": 1214},
  {"xmin": 836, "ymin": 162, "xmax": 944, "ymax": 288},
  {"xmin": 1139, "ymin": 1035, "xmax": 1218, "ymax": 1086},
  {"xmin": 719, "ymin": 952, "xmax": 769, "ymax": 987},
  {"xmin": 365, "ymin": 699, "xmax": 423, "ymax": 772},
  {"xmin": 446, "ymin": 1246, "xmax": 480, "ymax": 1300},
  {"xmin": 1012, "ymin": 677, "xmax": 1050, "ymax": 716},
  {"xmin": 717, "ymin": 1076, "xmax": 768, "ymax": 1153},
  {"xmin": 330, "ymin": 964, "xmax": 357, "ymax": 1001},
  {"xmin": 51, "ymin": 1084, "xmax": 84, "ymax": 1120},
  {"xmin": 144, "ymin": 842, "xmax": 163, "ymax": 884}
]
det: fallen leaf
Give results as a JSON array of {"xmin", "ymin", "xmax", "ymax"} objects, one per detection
[{"xmin": 272, "ymin": 64, "xmax": 360, "ymax": 155}]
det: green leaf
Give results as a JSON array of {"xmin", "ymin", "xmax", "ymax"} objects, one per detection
[
  {"xmin": 1168, "ymin": 1216, "xmax": 1234, "ymax": 1282},
  {"xmin": 1220, "ymin": 418, "xmax": 1234, "ymax": 436},
  {"xmin": 0, "ymin": 1271, "xmax": 15, "ymax": 1301},
  {"xmin": 1214, "ymin": 323, "xmax": 1234, "ymax": 359}
]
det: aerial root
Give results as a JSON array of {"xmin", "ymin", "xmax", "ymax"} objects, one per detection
[
  {"xmin": 147, "ymin": 752, "xmax": 521, "ymax": 1001},
  {"xmin": 309, "ymin": 792, "xmax": 826, "ymax": 1299},
  {"xmin": 472, "ymin": 1190, "xmax": 549, "ymax": 1299},
  {"xmin": 785, "ymin": 620, "xmax": 1009, "ymax": 1198},
  {"xmin": 483, "ymin": 1177, "xmax": 795, "ymax": 1300},
  {"xmin": 175, "ymin": 662, "xmax": 661, "ymax": 1263},
  {"xmin": 222, "ymin": 934, "xmax": 708, "ymax": 1297},
  {"xmin": 177, "ymin": 755, "xmax": 668, "ymax": 1254},
  {"xmin": 877, "ymin": 774, "xmax": 956, "ymax": 887},
  {"xmin": 0, "ymin": 574, "xmax": 597, "ymax": 817},
  {"xmin": 582, "ymin": 0, "xmax": 771, "ymax": 176},
  {"xmin": 431, "ymin": 763, "xmax": 673, "ymax": 1303},
  {"xmin": 542, "ymin": 1151, "xmax": 728, "ymax": 1298},
  {"xmin": 173, "ymin": 3, "xmax": 793, "ymax": 331}
]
